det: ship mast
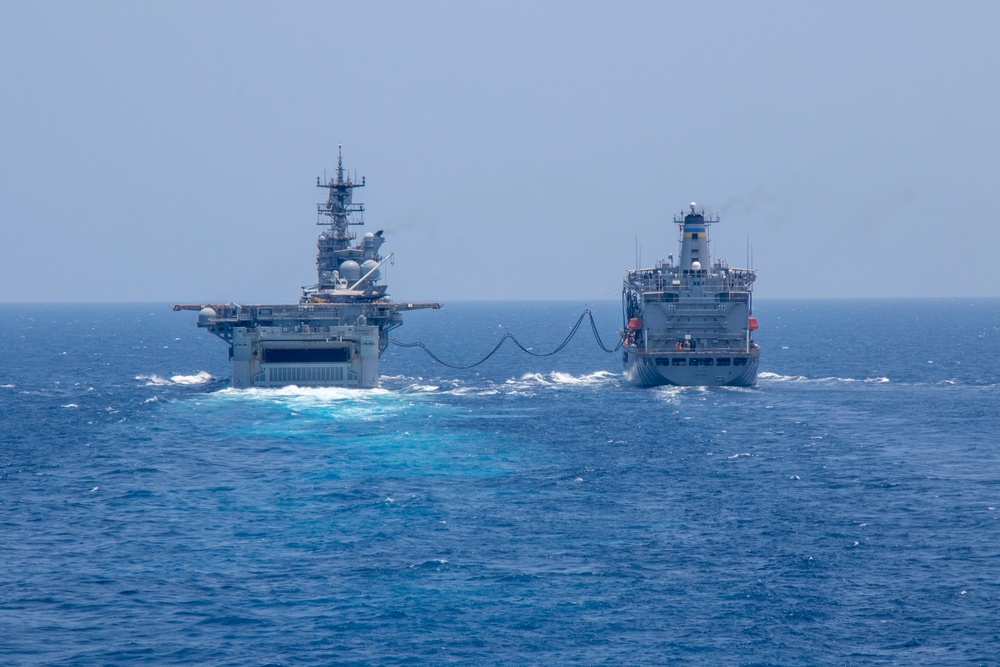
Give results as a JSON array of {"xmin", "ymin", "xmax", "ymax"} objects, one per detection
[
  {"xmin": 310, "ymin": 146, "xmax": 384, "ymax": 294},
  {"xmin": 316, "ymin": 144, "xmax": 365, "ymax": 241}
]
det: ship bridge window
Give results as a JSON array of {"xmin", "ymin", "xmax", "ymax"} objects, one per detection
[
  {"xmin": 672, "ymin": 358, "xmax": 686, "ymax": 366},
  {"xmin": 702, "ymin": 358, "xmax": 714, "ymax": 366},
  {"xmin": 733, "ymin": 357, "xmax": 747, "ymax": 366},
  {"xmin": 716, "ymin": 358, "xmax": 731, "ymax": 366}
]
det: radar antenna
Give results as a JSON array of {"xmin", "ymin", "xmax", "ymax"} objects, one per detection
[{"xmin": 316, "ymin": 145, "xmax": 366, "ymax": 240}]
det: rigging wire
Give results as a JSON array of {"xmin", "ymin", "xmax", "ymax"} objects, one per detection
[{"xmin": 389, "ymin": 309, "xmax": 623, "ymax": 370}]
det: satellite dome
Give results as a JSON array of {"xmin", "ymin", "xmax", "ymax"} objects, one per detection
[
  {"xmin": 692, "ymin": 261, "xmax": 702, "ymax": 271},
  {"xmin": 361, "ymin": 259, "xmax": 380, "ymax": 281},
  {"xmin": 340, "ymin": 260, "xmax": 361, "ymax": 281},
  {"xmin": 197, "ymin": 307, "xmax": 217, "ymax": 326}
]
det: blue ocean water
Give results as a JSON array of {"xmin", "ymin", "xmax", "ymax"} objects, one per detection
[{"xmin": 2, "ymin": 299, "xmax": 999, "ymax": 666}]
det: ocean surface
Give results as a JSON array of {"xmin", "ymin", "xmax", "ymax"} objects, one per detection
[{"xmin": 2, "ymin": 299, "xmax": 999, "ymax": 666}]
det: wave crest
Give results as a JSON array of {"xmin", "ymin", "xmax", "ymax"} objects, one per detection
[
  {"xmin": 136, "ymin": 371, "xmax": 214, "ymax": 386},
  {"xmin": 507, "ymin": 370, "xmax": 616, "ymax": 388},
  {"xmin": 759, "ymin": 372, "xmax": 890, "ymax": 384}
]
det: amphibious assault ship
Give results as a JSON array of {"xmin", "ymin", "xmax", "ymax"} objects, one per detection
[
  {"xmin": 173, "ymin": 149, "xmax": 440, "ymax": 388},
  {"xmin": 622, "ymin": 203, "xmax": 759, "ymax": 387}
]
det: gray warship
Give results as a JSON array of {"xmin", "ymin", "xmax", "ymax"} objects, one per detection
[
  {"xmin": 173, "ymin": 149, "xmax": 440, "ymax": 388},
  {"xmin": 622, "ymin": 203, "xmax": 759, "ymax": 387}
]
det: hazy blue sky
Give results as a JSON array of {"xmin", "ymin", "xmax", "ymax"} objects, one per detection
[{"xmin": 1, "ymin": 1, "xmax": 997, "ymax": 303}]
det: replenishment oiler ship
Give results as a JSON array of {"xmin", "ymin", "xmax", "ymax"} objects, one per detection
[
  {"xmin": 622, "ymin": 203, "xmax": 759, "ymax": 387},
  {"xmin": 173, "ymin": 149, "xmax": 440, "ymax": 388}
]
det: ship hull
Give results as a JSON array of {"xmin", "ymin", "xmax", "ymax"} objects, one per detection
[
  {"xmin": 232, "ymin": 323, "xmax": 380, "ymax": 389},
  {"xmin": 622, "ymin": 346, "xmax": 759, "ymax": 388}
]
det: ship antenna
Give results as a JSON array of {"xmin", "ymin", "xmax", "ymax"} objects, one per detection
[{"xmin": 337, "ymin": 144, "xmax": 344, "ymax": 183}]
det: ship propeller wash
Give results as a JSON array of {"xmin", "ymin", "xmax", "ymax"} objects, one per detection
[
  {"xmin": 622, "ymin": 203, "xmax": 759, "ymax": 387},
  {"xmin": 173, "ymin": 148, "xmax": 440, "ymax": 388}
]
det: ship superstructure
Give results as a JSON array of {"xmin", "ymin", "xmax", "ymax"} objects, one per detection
[
  {"xmin": 622, "ymin": 203, "xmax": 759, "ymax": 387},
  {"xmin": 174, "ymin": 148, "xmax": 440, "ymax": 388}
]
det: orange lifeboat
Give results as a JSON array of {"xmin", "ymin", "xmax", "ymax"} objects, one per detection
[
  {"xmin": 748, "ymin": 317, "xmax": 759, "ymax": 331},
  {"xmin": 628, "ymin": 317, "xmax": 643, "ymax": 331}
]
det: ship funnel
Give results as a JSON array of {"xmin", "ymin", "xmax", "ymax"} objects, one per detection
[{"xmin": 676, "ymin": 203, "xmax": 715, "ymax": 274}]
